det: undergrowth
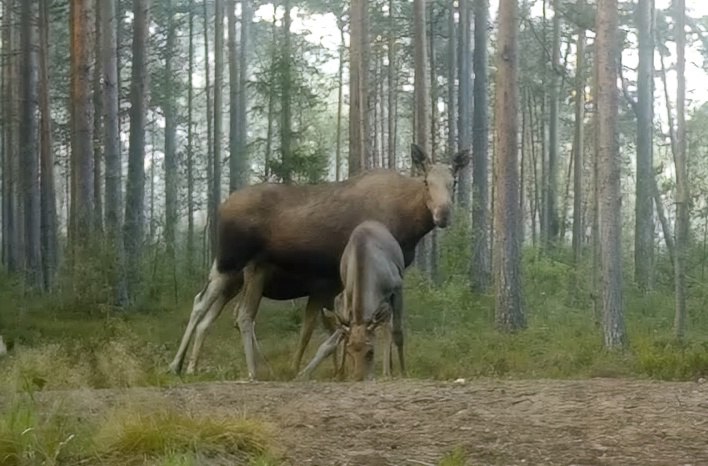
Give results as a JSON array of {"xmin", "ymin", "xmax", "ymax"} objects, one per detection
[
  {"xmin": 0, "ymin": 392, "xmax": 278, "ymax": 465},
  {"xmin": 2, "ymin": 230, "xmax": 708, "ymax": 394}
]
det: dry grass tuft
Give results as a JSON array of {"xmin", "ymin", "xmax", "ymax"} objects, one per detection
[{"xmin": 94, "ymin": 404, "xmax": 276, "ymax": 464}]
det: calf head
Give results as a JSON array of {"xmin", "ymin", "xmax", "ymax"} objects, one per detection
[
  {"xmin": 411, "ymin": 143, "xmax": 471, "ymax": 228},
  {"xmin": 324, "ymin": 297, "xmax": 391, "ymax": 381}
]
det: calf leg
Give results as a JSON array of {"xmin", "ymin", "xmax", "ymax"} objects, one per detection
[
  {"xmin": 319, "ymin": 298, "xmax": 340, "ymax": 376},
  {"xmin": 391, "ymin": 289, "xmax": 406, "ymax": 376},
  {"xmin": 234, "ymin": 264, "xmax": 266, "ymax": 380},
  {"xmin": 169, "ymin": 263, "xmax": 233, "ymax": 374},
  {"xmin": 296, "ymin": 329, "xmax": 344, "ymax": 380}
]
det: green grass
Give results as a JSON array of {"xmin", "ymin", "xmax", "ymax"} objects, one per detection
[{"xmin": 0, "ymin": 392, "xmax": 279, "ymax": 466}]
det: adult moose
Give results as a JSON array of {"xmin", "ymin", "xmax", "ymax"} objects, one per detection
[
  {"xmin": 168, "ymin": 144, "xmax": 469, "ymax": 379},
  {"xmin": 297, "ymin": 220, "xmax": 405, "ymax": 381}
]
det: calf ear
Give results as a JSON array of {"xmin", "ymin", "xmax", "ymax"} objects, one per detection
[
  {"xmin": 451, "ymin": 148, "xmax": 471, "ymax": 177},
  {"xmin": 411, "ymin": 143, "xmax": 431, "ymax": 175}
]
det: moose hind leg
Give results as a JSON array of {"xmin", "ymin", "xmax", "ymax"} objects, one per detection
[
  {"xmin": 168, "ymin": 264, "xmax": 232, "ymax": 375},
  {"xmin": 235, "ymin": 264, "xmax": 266, "ymax": 380},
  {"xmin": 291, "ymin": 296, "xmax": 321, "ymax": 373},
  {"xmin": 391, "ymin": 289, "xmax": 406, "ymax": 376}
]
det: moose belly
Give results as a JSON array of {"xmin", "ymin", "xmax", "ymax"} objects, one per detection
[{"xmin": 264, "ymin": 247, "xmax": 341, "ymax": 279}]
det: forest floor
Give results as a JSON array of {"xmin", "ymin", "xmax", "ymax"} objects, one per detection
[{"xmin": 25, "ymin": 377, "xmax": 708, "ymax": 465}]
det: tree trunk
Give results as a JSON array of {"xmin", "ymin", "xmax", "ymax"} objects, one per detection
[
  {"xmin": 674, "ymin": 0, "xmax": 688, "ymax": 340},
  {"xmin": 123, "ymin": 0, "xmax": 149, "ymax": 301},
  {"xmin": 457, "ymin": 0, "xmax": 471, "ymax": 206},
  {"xmin": 213, "ymin": 0, "xmax": 224, "ymax": 252},
  {"xmin": 335, "ymin": 18, "xmax": 345, "ymax": 180},
  {"xmin": 471, "ymin": 0, "xmax": 491, "ymax": 291},
  {"xmin": 545, "ymin": 0, "xmax": 561, "ymax": 248},
  {"xmin": 1, "ymin": 0, "xmax": 11, "ymax": 271},
  {"xmin": 237, "ymin": 0, "xmax": 251, "ymax": 187},
  {"xmin": 164, "ymin": 0, "xmax": 178, "ymax": 263},
  {"xmin": 635, "ymin": 0, "xmax": 655, "ymax": 291},
  {"xmin": 348, "ymin": 0, "xmax": 369, "ymax": 176},
  {"xmin": 414, "ymin": 0, "xmax": 431, "ymax": 276},
  {"xmin": 70, "ymin": 0, "xmax": 95, "ymax": 251},
  {"xmin": 595, "ymin": 0, "xmax": 627, "ymax": 349},
  {"xmin": 186, "ymin": 1, "xmax": 195, "ymax": 273},
  {"xmin": 93, "ymin": 1, "xmax": 103, "ymax": 234},
  {"xmin": 227, "ymin": 0, "xmax": 240, "ymax": 191},
  {"xmin": 447, "ymin": 0, "xmax": 456, "ymax": 157},
  {"xmin": 101, "ymin": 0, "xmax": 127, "ymax": 306},
  {"xmin": 20, "ymin": 0, "xmax": 42, "ymax": 287},
  {"xmin": 387, "ymin": 0, "xmax": 396, "ymax": 170},
  {"xmin": 39, "ymin": 0, "xmax": 58, "ymax": 289},
  {"xmin": 203, "ymin": 0, "xmax": 214, "ymax": 261},
  {"xmin": 281, "ymin": 0, "xmax": 293, "ymax": 182},
  {"xmin": 494, "ymin": 0, "xmax": 526, "ymax": 332},
  {"xmin": 571, "ymin": 19, "xmax": 586, "ymax": 267}
]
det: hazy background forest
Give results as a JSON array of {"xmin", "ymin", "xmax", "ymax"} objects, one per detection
[{"xmin": 2, "ymin": 0, "xmax": 708, "ymax": 463}]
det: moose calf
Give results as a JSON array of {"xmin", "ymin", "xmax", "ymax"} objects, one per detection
[{"xmin": 297, "ymin": 220, "xmax": 405, "ymax": 381}]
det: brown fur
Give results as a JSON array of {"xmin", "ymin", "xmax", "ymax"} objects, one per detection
[{"xmin": 169, "ymin": 145, "xmax": 469, "ymax": 378}]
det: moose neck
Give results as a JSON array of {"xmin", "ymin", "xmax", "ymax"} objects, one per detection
[{"xmin": 389, "ymin": 175, "xmax": 435, "ymax": 254}]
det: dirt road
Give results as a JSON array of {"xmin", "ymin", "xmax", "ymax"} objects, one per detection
[{"xmin": 35, "ymin": 378, "xmax": 708, "ymax": 465}]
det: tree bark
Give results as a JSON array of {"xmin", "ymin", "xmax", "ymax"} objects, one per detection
[
  {"xmin": 634, "ymin": 0, "xmax": 655, "ymax": 291},
  {"xmin": 39, "ymin": 0, "xmax": 58, "ymax": 289},
  {"xmin": 281, "ymin": 0, "xmax": 293, "ymax": 182},
  {"xmin": 20, "ymin": 0, "xmax": 42, "ymax": 287},
  {"xmin": 203, "ymin": 0, "xmax": 214, "ymax": 261},
  {"xmin": 93, "ymin": 1, "xmax": 103, "ymax": 234},
  {"xmin": 227, "ymin": 0, "xmax": 240, "ymax": 191},
  {"xmin": 101, "ymin": 0, "xmax": 127, "ymax": 306},
  {"xmin": 457, "ymin": 0, "xmax": 471, "ymax": 206},
  {"xmin": 123, "ymin": 0, "xmax": 149, "ymax": 301},
  {"xmin": 213, "ymin": 0, "xmax": 224, "ymax": 248},
  {"xmin": 571, "ymin": 19, "xmax": 586, "ymax": 266},
  {"xmin": 237, "ymin": 0, "xmax": 251, "ymax": 186},
  {"xmin": 348, "ymin": 0, "xmax": 369, "ymax": 176},
  {"xmin": 335, "ymin": 18, "xmax": 345, "ymax": 180},
  {"xmin": 70, "ymin": 0, "xmax": 95, "ymax": 250},
  {"xmin": 387, "ymin": 0, "xmax": 396, "ymax": 170},
  {"xmin": 595, "ymin": 0, "xmax": 627, "ymax": 349},
  {"xmin": 674, "ymin": 0, "xmax": 688, "ymax": 340},
  {"xmin": 186, "ymin": 1, "xmax": 195, "ymax": 273},
  {"xmin": 494, "ymin": 0, "xmax": 526, "ymax": 332},
  {"xmin": 164, "ymin": 0, "xmax": 178, "ymax": 261},
  {"xmin": 545, "ymin": 0, "xmax": 561, "ymax": 248},
  {"xmin": 471, "ymin": 0, "xmax": 491, "ymax": 292}
]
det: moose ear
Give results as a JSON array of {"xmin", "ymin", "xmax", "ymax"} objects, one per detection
[
  {"xmin": 451, "ymin": 148, "xmax": 471, "ymax": 177},
  {"xmin": 411, "ymin": 143, "xmax": 431, "ymax": 175}
]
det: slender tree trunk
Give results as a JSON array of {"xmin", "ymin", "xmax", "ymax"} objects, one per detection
[
  {"xmin": 414, "ymin": 0, "xmax": 431, "ymax": 276},
  {"xmin": 546, "ymin": 0, "xmax": 561, "ymax": 248},
  {"xmin": 123, "ymin": 0, "xmax": 149, "ymax": 301},
  {"xmin": 348, "ymin": 0, "xmax": 369, "ymax": 176},
  {"xmin": 203, "ymin": 0, "xmax": 214, "ymax": 261},
  {"xmin": 471, "ymin": 0, "xmax": 491, "ymax": 291},
  {"xmin": 494, "ymin": 0, "xmax": 526, "ymax": 331},
  {"xmin": 164, "ymin": 0, "xmax": 178, "ymax": 264},
  {"xmin": 457, "ymin": 0, "xmax": 471, "ymax": 206},
  {"xmin": 93, "ymin": 1, "xmax": 103, "ymax": 234},
  {"xmin": 39, "ymin": 0, "xmax": 57, "ymax": 289},
  {"xmin": 335, "ymin": 19, "xmax": 345, "ymax": 180},
  {"xmin": 674, "ymin": 0, "xmax": 688, "ymax": 340},
  {"xmin": 447, "ymin": 0, "xmax": 456, "ymax": 158},
  {"xmin": 264, "ymin": 8, "xmax": 277, "ymax": 180},
  {"xmin": 387, "ymin": 0, "xmax": 396, "ymax": 170},
  {"xmin": 186, "ymin": 1, "xmax": 195, "ymax": 273},
  {"xmin": 70, "ymin": 0, "xmax": 95, "ymax": 251},
  {"xmin": 101, "ymin": 0, "xmax": 127, "ymax": 306},
  {"xmin": 572, "ymin": 20, "xmax": 586, "ymax": 266},
  {"xmin": 595, "ymin": 0, "xmax": 627, "ymax": 349},
  {"xmin": 20, "ymin": 0, "xmax": 42, "ymax": 287},
  {"xmin": 429, "ymin": 5, "xmax": 439, "ymax": 283},
  {"xmin": 237, "ymin": 0, "xmax": 251, "ymax": 186},
  {"xmin": 1, "ymin": 0, "xmax": 11, "ymax": 270},
  {"xmin": 227, "ymin": 0, "xmax": 240, "ymax": 191},
  {"xmin": 212, "ymin": 0, "xmax": 224, "ymax": 251},
  {"xmin": 281, "ymin": 0, "xmax": 293, "ymax": 182},
  {"xmin": 635, "ymin": 0, "xmax": 655, "ymax": 291}
]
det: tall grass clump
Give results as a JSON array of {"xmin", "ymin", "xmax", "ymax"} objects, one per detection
[{"xmin": 94, "ymin": 405, "xmax": 277, "ymax": 465}]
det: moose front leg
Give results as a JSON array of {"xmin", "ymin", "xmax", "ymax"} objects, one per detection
[{"xmin": 391, "ymin": 288, "xmax": 406, "ymax": 376}]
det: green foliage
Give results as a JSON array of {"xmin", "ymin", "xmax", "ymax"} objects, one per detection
[{"xmin": 438, "ymin": 447, "xmax": 469, "ymax": 466}]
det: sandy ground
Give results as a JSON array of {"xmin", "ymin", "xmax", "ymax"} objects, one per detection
[{"xmin": 20, "ymin": 378, "xmax": 708, "ymax": 465}]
